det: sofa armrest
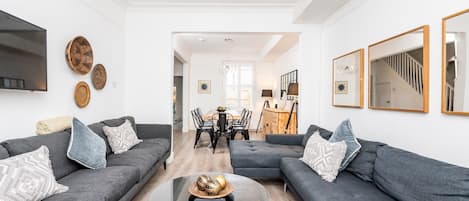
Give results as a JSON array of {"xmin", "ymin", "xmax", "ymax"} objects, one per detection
[
  {"xmin": 265, "ymin": 134, "xmax": 304, "ymax": 146},
  {"xmin": 136, "ymin": 124, "xmax": 172, "ymax": 141}
]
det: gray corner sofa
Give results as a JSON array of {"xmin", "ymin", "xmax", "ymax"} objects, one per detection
[
  {"xmin": 0, "ymin": 116, "xmax": 171, "ymax": 201},
  {"xmin": 230, "ymin": 125, "xmax": 469, "ymax": 201}
]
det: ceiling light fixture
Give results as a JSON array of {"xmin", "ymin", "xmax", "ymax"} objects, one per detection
[
  {"xmin": 198, "ymin": 38, "xmax": 206, "ymax": 42},
  {"xmin": 224, "ymin": 38, "xmax": 234, "ymax": 43}
]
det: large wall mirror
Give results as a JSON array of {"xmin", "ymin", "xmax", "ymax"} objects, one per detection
[
  {"xmin": 368, "ymin": 26, "xmax": 429, "ymax": 112},
  {"xmin": 332, "ymin": 49, "xmax": 364, "ymax": 108},
  {"xmin": 442, "ymin": 9, "xmax": 469, "ymax": 115}
]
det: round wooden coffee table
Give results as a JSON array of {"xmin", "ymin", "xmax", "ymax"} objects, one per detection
[{"xmin": 147, "ymin": 173, "xmax": 269, "ymax": 201}]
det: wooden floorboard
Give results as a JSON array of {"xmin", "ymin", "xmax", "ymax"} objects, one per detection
[{"xmin": 132, "ymin": 130, "xmax": 296, "ymax": 201}]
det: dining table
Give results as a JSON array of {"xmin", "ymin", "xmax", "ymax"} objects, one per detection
[{"xmin": 203, "ymin": 109, "xmax": 242, "ymax": 121}]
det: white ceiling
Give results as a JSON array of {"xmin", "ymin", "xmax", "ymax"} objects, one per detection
[
  {"xmin": 174, "ymin": 33, "xmax": 299, "ymax": 61},
  {"xmin": 125, "ymin": 0, "xmax": 299, "ymax": 6}
]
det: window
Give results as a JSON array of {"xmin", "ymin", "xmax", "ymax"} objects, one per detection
[{"xmin": 224, "ymin": 62, "xmax": 254, "ymax": 109}]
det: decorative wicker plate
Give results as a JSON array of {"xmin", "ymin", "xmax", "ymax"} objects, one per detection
[
  {"xmin": 66, "ymin": 36, "xmax": 94, "ymax": 74},
  {"xmin": 74, "ymin": 81, "xmax": 91, "ymax": 108},
  {"xmin": 188, "ymin": 182, "xmax": 234, "ymax": 199},
  {"xmin": 91, "ymin": 64, "xmax": 107, "ymax": 90}
]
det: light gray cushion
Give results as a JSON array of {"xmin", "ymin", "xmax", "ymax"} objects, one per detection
[
  {"xmin": 106, "ymin": 138, "xmax": 170, "ymax": 180},
  {"xmin": 230, "ymin": 141, "xmax": 303, "ymax": 168},
  {"xmin": 329, "ymin": 119, "xmax": 361, "ymax": 170},
  {"xmin": 103, "ymin": 120, "xmax": 142, "ymax": 154},
  {"xmin": 0, "ymin": 145, "xmax": 9, "ymax": 159},
  {"xmin": 1, "ymin": 131, "xmax": 81, "ymax": 180},
  {"xmin": 374, "ymin": 146, "xmax": 469, "ymax": 201},
  {"xmin": 346, "ymin": 139, "xmax": 385, "ymax": 182},
  {"xmin": 280, "ymin": 158, "xmax": 395, "ymax": 201},
  {"xmin": 300, "ymin": 132, "xmax": 346, "ymax": 182},
  {"xmin": 302, "ymin": 125, "xmax": 333, "ymax": 147},
  {"xmin": 0, "ymin": 146, "xmax": 69, "ymax": 201},
  {"xmin": 67, "ymin": 118, "xmax": 107, "ymax": 169},
  {"xmin": 47, "ymin": 166, "xmax": 139, "ymax": 201}
]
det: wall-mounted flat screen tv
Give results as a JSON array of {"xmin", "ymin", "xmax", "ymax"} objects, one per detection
[{"xmin": 0, "ymin": 10, "xmax": 47, "ymax": 91}]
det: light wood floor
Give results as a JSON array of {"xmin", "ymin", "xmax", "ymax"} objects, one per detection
[{"xmin": 132, "ymin": 130, "xmax": 296, "ymax": 201}]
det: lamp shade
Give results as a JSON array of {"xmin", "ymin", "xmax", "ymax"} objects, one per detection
[
  {"xmin": 261, "ymin": 89, "xmax": 273, "ymax": 97},
  {"xmin": 287, "ymin": 83, "xmax": 299, "ymax": 96}
]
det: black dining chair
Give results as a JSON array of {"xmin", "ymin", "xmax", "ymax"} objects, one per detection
[
  {"xmin": 191, "ymin": 110, "xmax": 214, "ymax": 149},
  {"xmin": 212, "ymin": 112, "xmax": 233, "ymax": 153},
  {"xmin": 194, "ymin": 108, "xmax": 214, "ymax": 127},
  {"xmin": 231, "ymin": 110, "xmax": 252, "ymax": 140}
]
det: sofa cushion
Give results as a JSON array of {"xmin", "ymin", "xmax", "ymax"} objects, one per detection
[
  {"xmin": 67, "ymin": 118, "xmax": 107, "ymax": 170},
  {"xmin": 0, "ymin": 145, "xmax": 9, "ymax": 159},
  {"xmin": 280, "ymin": 158, "xmax": 395, "ymax": 201},
  {"xmin": 102, "ymin": 116, "xmax": 137, "ymax": 133},
  {"xmin": 302, "ymin": 125, "xmax": 333, "ymax": 147},
  {"xmin": 103, "ymin": 120, "xmax": 142, "ymax": 154},
  {"xmin": 45, "ymin": 193, "xmax": 105, "ymax": 201},
  {"xmin": 230, "ymin": 141, "xmax": 303, "ymax": 168},
  {"xmin": 346, "ymin": 139, "xmax": 385, "ymax": 182},
  {"xmin": 1, "ymin": 131, "xmax": 81, "ymax": 180},
  {"xmin": 47, "ymin": 166, "xmax": 139, "ymax": 201},
  {"xmin": 88, "ymin": 122, "xmax": 112, "ymax": 155},
  {"xmin": 106, "ymin": 138, "xmax": 170, "ymax": 180},
  {"xmin": 374, "ymin": 146, "xmax": 469, "ymax": 201}
]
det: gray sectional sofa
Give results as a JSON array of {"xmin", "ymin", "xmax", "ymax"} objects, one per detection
[
  {"xmin": 230, "ymin": 125, "xmax": 469, "ymax": 201},
  {"xmin": 0, "ymin": 116, "xmax": 171, "ymax": 201}
]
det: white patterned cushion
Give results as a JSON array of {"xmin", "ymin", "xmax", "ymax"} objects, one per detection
[
  {"xmin": 0, "ymin": 146, "xmax": 68, "ymax": 201},
  {"xmin": 300, "ymin": 131, "xmax": 347, "ymax": 182},
  {"xmin": 103, "ymin": 120, "xmax": 142, "ymax": 154}
]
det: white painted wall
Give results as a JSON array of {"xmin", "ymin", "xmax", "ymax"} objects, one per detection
[
  {"xmin": 0, "ymin": 0, "xmax": 126, "ymax": 141},
  {"xmin": 320, "ymin": 0, "xmax": 469, "ymax": 167},
  {"xmin": 274, "ymin": 43, "xmax": 300, "ymax": 104},
  {"xmin": 125, "ymin": 10, "xmax": 322, "ymax": 133}
]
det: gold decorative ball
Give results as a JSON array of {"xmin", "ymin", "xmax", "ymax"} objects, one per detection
[
  {"xmin": 205, "ymin": 180, "xmax": 222, "ymax": 195},
  {"xmin": 196, "ymin": 175, "xmax": 211, "ymax": 191},
  {"xmin": 214, "ymin": 175, "xmax": 227, "ymax": 189}
]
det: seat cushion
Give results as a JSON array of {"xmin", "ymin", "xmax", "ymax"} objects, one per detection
[
  {"xmin": 280, "ymin": 158, "xmax": 395, "ymax": 201},
  {"xmin": 230, "ymin": 141, "xmax": 304, "ymax": 168},
  {"xmin": 346, "ymin": 139, "xmax": 385, "ymax": 182},
  {"xmin": 46, "ymin": 166, "xmax": 139, "ymax": 201},
  {"xmin": 106, "ymin": 138, "xmax": 170, "ymax": 180},
  {"xmin": 374, "ymin": 145, "xmax": 469, "ymax": 201},
  {"xmin": 1, "ymin": 131, "xmax": 81, "ymax": 180}
]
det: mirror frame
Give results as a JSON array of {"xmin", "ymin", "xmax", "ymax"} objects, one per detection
[
  {"xmin": 332, "ymin": 49, "xmax": 364, "ymax": 108},
  {"xmin": 368, "ymin": 25, "xmax": 430, "ymax": 113},
  {"xmin": 441, "ymin": 9, "xmax": 469, "ymax": 116}
]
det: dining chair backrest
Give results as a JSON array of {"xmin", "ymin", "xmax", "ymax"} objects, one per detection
[
  {"xmin": 194, "ymin": 108, "xmax": 205, "ymax": 126},
  {"xmin": 191, "ymin": 110, "xmax": 202, "ymax": 129},
  {"xmin": 240, "ymin": 111, "xmax": 252, "ymax": 128}
]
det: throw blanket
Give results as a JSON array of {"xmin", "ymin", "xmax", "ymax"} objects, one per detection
[{"xmin": 36, "ymin": 116, "xmax": 73, "ymax": 135}]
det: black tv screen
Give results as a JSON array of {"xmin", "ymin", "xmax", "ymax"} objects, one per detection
[{"xmin": 0, "ymin": 10, "xmax": 47, "ymax": 91}]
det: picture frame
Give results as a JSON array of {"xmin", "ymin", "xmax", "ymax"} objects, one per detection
[
  {"xmin": 198, "ymin": 80, "xmax": 211, "ymax": 94},
  {"xmin": 332, "ymin": 49, "xmax": 364, "ymax": 108}
]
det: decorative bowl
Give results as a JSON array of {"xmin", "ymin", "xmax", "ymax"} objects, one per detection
[{"xmin": 189, "ymin": 182, "xmax": 234, "ymax": 199}]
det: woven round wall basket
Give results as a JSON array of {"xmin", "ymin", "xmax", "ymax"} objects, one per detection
[
  {"xmin": 74, "ymin": 81, "xmax": 91, "ymax": 108},
  {"xmin": 66, "ymin": 36, "xmax": 94, "ymax": 75},
  {"xmin": 91, "ymin": 64, "xmax": 107, "ymax": 90}
]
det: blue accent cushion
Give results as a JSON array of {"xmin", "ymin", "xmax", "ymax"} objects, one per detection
[
  {"xmin": 329, "ymin": 119, "xmax": 361, "ymax": 170},
  {"xmin": 67, "ymin": 118, "xmax": 107, "ymax": 169}
]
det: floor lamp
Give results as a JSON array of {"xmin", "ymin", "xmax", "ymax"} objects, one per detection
[
  {"xmin": 256, "ymin": 89, "xmax": 273, "ymax": 133},
  {"xmin": 285, "ymin": 83, "xmax": 298, "ymax": 133}
]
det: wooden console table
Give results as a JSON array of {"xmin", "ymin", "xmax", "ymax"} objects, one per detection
[{"xmin": 261, "ymin": 108, "xmax": 297, "ymax": 135}]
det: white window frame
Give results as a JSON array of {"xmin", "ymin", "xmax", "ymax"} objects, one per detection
[{"xmin": 223, "ymin": 62, "xmax": 255, "ymax": 110}]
